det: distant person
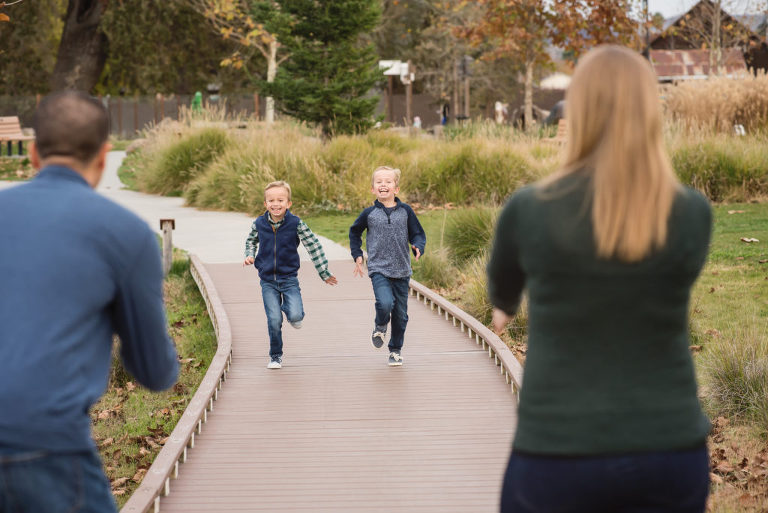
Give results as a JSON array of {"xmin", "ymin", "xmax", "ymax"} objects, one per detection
[
  {"xmin": 0, "ymin": 91, "xmax": 179, "ymax": 512},
  {"xmin": 413, "ymin": 115, "xmax": 422, "ymax": 130},
  {"xmin": 488, "ymin": 45, "xmax": 712, "ymax": 513},
  {"xmin": 191, "ymin": 91, "xmax": 203, "ymax": 112},
  {"xmin": 441, "ymin": 103, "xmax": 449, "ymax": 125},
  {"xmin": 349, "ymin": 166, "xmax": 426, "ymax": 366},
  {"xmin": 243, "ymin": 181, "xmax": 338, "ymax": 369}
]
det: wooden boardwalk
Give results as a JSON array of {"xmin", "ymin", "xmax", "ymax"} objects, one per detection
[{"xmin": 156, "ymin": 260, "xmax": 518, "ymax": 512}]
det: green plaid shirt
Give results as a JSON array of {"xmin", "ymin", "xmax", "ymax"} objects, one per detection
[{"xmin": 244, "ymin": 214, "xmax": 333, "ymax": 281}]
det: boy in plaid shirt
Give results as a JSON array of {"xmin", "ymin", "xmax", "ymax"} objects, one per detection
[{"xmin": 244, "ymin": 181, "xmax": 338, "ymax": 369}]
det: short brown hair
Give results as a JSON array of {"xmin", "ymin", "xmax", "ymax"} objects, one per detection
[
  {"xmin": 371, "ymin": 166, "xmax": 401, "ymax": 186},
  {"xmin": 33, "ymin": 91, "xmax": 110, "ymax": 164},
  {"xmin": 264, "ymin": 180, "xmax": 292, "ymax": 200}
]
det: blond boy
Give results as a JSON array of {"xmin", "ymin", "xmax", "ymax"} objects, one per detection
[
  {"xmin": 244, "ymin": 181, "xmax": 337, "ymax": 368},
  {"xmin": 349, "ymin": 166, "xmax": 426, "ymax": 366}
]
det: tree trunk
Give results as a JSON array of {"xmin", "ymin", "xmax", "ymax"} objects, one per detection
[
  {"xmin": 50, "ymin": 0, "xmax": 108, "ymax": 91},
  {"xmin": 524, "ymin": 59, "xmax": 534, "ymax": 130},
  {"xmin": 714, "ymin": 0, "xmax": 722, "ymax": 76},
  {"xmin": 265, "ymin": 39, "xmax": 277, "ymax": 124}
]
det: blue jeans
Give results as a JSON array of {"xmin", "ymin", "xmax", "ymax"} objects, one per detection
[
  {"xmin": 260, "ymin": 277, "xmax": 304, "ymax": 358},
  {"xmin": 370, "ymin": 273, "xmax": 410, "ymax": 352},
  {"xmin": 501, "ymin": 445, "xmax": 709, "ymax": 513},
  {"xmin": 0, "ymin": 449, "xmax": 117, "ymax": 513}
]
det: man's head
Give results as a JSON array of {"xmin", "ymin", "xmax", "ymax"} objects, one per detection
[
  {"xmin": 31, "ymin": 91, "xmax": 111, "ymax": 186},
  {"xmin": 371, "ymin": 166, "xmax": 400, "ymax": 203},
  {"xmin": 264, "ymin": 181, "xmax": 293, "ymax": 221}
]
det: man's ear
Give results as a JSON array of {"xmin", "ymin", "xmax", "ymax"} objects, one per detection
[
  {"xmin": 29, "ymin": 141, "xmax": 41, "ymax": 170},
  {"xmin": 86, "ymin": 142, "xmax": 112, "ymax": 188}
]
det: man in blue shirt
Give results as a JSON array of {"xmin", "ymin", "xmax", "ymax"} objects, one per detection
[{"xmin": 0, "ymin": 91, "xmax": 179, "ymax": 512}]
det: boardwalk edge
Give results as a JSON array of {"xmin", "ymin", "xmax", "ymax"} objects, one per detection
[{"xmin": 120, "ymin": 255, "xmax": 233, "ymax": 513}]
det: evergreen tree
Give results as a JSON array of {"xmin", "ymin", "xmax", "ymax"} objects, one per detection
[{"xmin": 262, "ymin": 0, "xmax": 381, "ymax": 138}]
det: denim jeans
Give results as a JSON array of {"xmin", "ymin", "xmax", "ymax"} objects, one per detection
[
  {"xmin": 370, "ymin": 272, "xmax": 410, "ymax": 352},
  {"xmin": 260, "ymin": 276, "xmax": 304, "ymax": 358},
  {"xmin": 0, "ymin": 449, "xmax": 117, "ymax": 513},
  {"xmin": 501, "ymin": 445, "xmax": 709, "ymax": 513}
]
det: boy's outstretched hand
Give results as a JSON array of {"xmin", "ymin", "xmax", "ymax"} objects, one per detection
[
  {"xmin": 412, "ymin": 245, "xmax": 421, "ymax": 261},
  {"xmin": 243, "ymin": 256, "xmax": 254, "ymax": 266},
  {"xmin": 324, "ymin": 276, "xmax": 338, "ymax": 286},
  {"xmin": 353, "ymin": 257, "xmax": 365, "ymax": 278}
]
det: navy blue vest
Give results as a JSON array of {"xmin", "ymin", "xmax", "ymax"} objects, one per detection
[{"xmin": 253, "ymin": 210, "xmax": 301, "ymax": 280}]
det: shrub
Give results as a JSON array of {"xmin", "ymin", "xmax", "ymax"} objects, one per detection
[
  {"xmin": 137, "ymin": 128, "xmax": 231, "ymax": 195},
  {"xmin": 412, "ymin": 247, "xmax": 457, "ymax": 290},
  {"xmin": 664, "ymin": 73, "xmax": 768, "ymax": 134},
  {"xmin": 669, "ymin": 134, "xmax": 768, "ymax": 202},
  {"xmin": 444, "ymin": 207, "xmax": 499, "ymax": 264},
  {"xmin": 457, "ymin": 250, "xmax": 494, "ymax": 326},
  {"xmin": 701, "ymin": 321, "xmax": 768, "ymax": 433}
]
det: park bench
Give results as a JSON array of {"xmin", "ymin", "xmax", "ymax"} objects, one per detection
[{"xmin": 0, "ymin": 116, "xmax": 34, "ymax": 156}]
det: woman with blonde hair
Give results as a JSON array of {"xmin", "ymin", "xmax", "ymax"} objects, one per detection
[{"xmin": 488, "ymin": 45, "xmax": 711, "ymax": 512}]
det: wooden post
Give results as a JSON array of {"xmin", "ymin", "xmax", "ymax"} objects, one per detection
[
  {"xmin": 387, "ymin": 76, "xmax": 394, "ymax": 123},
  {"xmin": 117, "ymin": 97, "xmax": 123, "ymax": 138},
  {"xmin": 405, "ymin": 60, "xmax": 412, "ymax": 129},
  {"xmin": 133, "ymin": 95, "xmax": 139, "ymax": 135},
  {"xmin": 160, "ymin": 219, "xmax": 175, "ymax": 276},
  {"xmin": 452, "ymin": 60, "xmax": 459, "ymax": 124},
  {"xmin": 253, "ymin": 92, "xmax": 260, "ymax": 120},
  {"xmin": 464, "ymin": 74, "xmax": 470, "ymax": 120}
]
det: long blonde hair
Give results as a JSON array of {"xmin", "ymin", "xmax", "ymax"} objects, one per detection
[{"xmin": 551, "ymin": 45, "xmax": 679, "ymax": 262}]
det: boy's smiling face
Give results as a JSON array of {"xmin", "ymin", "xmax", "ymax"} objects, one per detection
[
  {"xmin": 371, "ymin": 170, "xmax": 400, "ymax": 204},
  {"xmin": 264, "ymin": 186, "xmax": 292, "ymax": 221}
]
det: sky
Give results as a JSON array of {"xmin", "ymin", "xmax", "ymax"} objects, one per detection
[{"xmin": 647, "ymin": 0, "xmax": 762, "ymax": 19}]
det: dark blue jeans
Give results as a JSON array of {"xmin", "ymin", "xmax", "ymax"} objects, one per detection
[
  {"xmin": 260, "ymin": 277, "xmax": 304, "ymax": 358},
  {"xmin": 370, "ymin": 272, "xmax": 410, "ymax": 352},
  {"xmin": 0, "ymin": 449, "xmax": 117, "ymax": 513},
  {"xmin": 501, "ymin": 445, "xmax": 709, "ymax": 513}
]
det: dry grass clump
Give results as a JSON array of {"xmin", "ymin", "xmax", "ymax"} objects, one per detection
[{"xmin": 664, "ymin": 73, "xmax": 768, "ymax": 134}]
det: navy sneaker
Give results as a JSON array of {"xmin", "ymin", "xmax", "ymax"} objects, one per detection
[
  {"xmin": 371, "ymin": 326, "xmax": 387, "ymax": 349},
  {"xmin": 388, "ymin": 351, "xmax": 403, "ymax": 366}
]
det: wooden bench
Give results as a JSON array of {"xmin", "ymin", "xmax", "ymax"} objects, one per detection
[{"xmin": 0, "ymin": 116, "xmax": 34, "ymax": 156}]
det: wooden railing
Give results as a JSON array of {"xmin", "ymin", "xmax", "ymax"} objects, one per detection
[{"xmin": 120, "ymin": 255, "xmax": 232, "ymax": 513}]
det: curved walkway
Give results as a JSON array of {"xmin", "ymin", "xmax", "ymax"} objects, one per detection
[{"xmin": 3, "ymin": 153, "xmax": 519, "ymax": 511}]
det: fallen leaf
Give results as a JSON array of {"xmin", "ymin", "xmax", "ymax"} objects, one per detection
[
  {"xmin": 740, "ymin": 237, "xmax": 759, "ymax": 243},
  {"xmin": 112, "ymin": 489, "xmax": 127, "ymax": 496},
  {"xmin": 759, "ymin": 259, "xmax": 768, "ymax": 264},
  {"xmin": 727, "ymin": 210, "xmax": 745, "ymax": 214},
  {"xmin": 99, "ymin": 437, "xmax": 114, "ymax": 448},
  {"xmin": 112, "ymin": 477, "xmax": 130, "ymax": 488},
  {"xmin": 716, "ymin": 461, "xmax": 735, "ymax": 473},
  {"xmin": 689, "ymin": 345, "xmax": 702, "ymax": 352},
  {"xmin": 132, "ymin": 469, "xmax": 147, "ymax": 482},
  {"xmin": 126, "ymin": 382, "xmax": 136, "ymax": 392},
  {"xmin": 710, "ymin": 472, "xmax": 724, "ymax": 485}
]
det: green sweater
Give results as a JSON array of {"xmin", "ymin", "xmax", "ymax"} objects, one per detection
[{"xmin": 488, "ymin": 174, "xmax": 712, "ymax": 455}]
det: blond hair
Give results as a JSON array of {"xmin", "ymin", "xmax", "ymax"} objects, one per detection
[
  {"xmin": 264, "ymin": 180, "xmax": 292, "ymax": 200},
  {"xmin": 547, "ymin": 45, "xmax": 679, "ymax": 262},
  {"xmin": 371, "ymin": 166, "xmax": 401, "ymax": 186}
]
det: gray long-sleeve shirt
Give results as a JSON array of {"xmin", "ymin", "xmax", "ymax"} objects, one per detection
[{"xmin": 349, "ymin": 198, "xmax": 426, "ymax": 278}]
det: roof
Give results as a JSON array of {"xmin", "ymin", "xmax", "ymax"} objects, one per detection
[{"xmin": 650, "ymin": 49, "xmax": 748, "ymax": 81}]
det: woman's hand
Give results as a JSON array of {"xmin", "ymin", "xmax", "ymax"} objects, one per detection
[{"xmin": 492, "ymin": 308, "xmax": 512, "ymax": 335}]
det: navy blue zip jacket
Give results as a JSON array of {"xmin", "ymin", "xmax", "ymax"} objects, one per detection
[
  {"xmin": 349, "ymin": 198, "xmax": 426, "ymax": 279},
  {"xmin": 0, "ymin": 166, "xmax": 179, "ymax": 454},
  {"xmin": 252, "ymin": 210, "xmax": 301, "ymax": 280}
]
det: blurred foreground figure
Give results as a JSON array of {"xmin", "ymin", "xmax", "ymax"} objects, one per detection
[
  {"xmin": 0, "ymin": 91, "xmax": 179, "ymax": 513},
  {"xmin": 488, "ymin": 46, "xmax": 712, "ymax": 513}
]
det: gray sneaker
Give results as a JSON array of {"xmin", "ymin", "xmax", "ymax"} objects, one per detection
[
  {"xmin": 388, "ymin": 351, "xmax": 403, "ymax": 366},
  {"xmin": 290, "ymin": 320, "xmax": 303, "ymax": 329},
  {"xmin": 267, "ymin": 356, "xmax": 282, "ymax": 369},
  {"xmin": 371, "ymin": 326, "xmax": 387, "ymax": 349}
]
